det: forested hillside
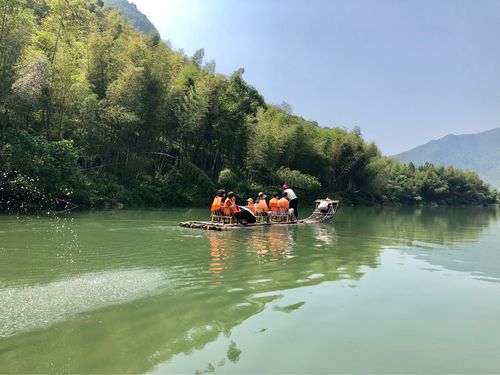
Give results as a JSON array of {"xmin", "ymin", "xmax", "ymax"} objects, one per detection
[
  {"xmin": 102, "ymin": 0, "xmax": 158, "ymax": 35},
  {"xmin": 394, "ymin": 128, "xmax": 500, "ymax": 189},
  {"xmin": 0, "ymin": 0, "xmax": 498, "ymax": 212}
]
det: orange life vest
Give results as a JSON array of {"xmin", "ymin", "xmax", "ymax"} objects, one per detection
[
  {"xmin": 269, "ymin": 197, "xmax": 280, "ymax": 212},
  {"xmin": 211, "ymin": 196, "xmax": 222, "ymax": 212},
  {"xmin": 247, "ymin": 203, "xmax": 256, "ymax": 214},
  {"xmin": 223, "ymin": 198, "xmax": 240, "ymax": 214},
  {"xmin": 258, "ymin": 199, "xmax": 269, "ymax": 212},
  {"xmin": 278, "ymin": 197, "xmax": 289, "ymax": 210}
]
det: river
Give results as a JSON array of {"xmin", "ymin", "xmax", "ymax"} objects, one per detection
[{"xmin": 1, "ymin": 207, "xmax": 500, "ymax": 374}]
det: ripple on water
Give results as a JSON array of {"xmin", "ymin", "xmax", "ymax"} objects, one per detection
[{"xmin": 0, "ymin": 269, "xmax": 169, "ymax": 338}]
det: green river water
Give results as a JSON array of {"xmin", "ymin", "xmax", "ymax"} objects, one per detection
[{"xmin": 1, "ymin": 207, "xmax": 500, "ymax": 374}]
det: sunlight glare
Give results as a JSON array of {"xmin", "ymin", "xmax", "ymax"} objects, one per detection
[{"xmin": 130, "ymin": 0, "xmax": 182, "ymax": 26}]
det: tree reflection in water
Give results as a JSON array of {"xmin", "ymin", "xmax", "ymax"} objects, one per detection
[{"xmin": 1, "ymin": 207, "xmax": 498, "ymax": 374}]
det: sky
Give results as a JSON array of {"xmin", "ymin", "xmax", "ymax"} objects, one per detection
[{"xmin": 131, "ymin": 0, "xmax": 500, "ymax": 155}]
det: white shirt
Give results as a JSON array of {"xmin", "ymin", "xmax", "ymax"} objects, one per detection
[{"xmin": 284, "ymin": 188, "xmax": 297, "ymax": 200}]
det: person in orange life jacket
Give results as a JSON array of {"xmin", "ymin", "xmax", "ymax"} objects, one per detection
[
  {"xmin": 255, "ymin": 192, "xmax": 270, "ymax": 223},
  {"xmin": 246, "ymin": 198, "xmax": 256, "ymax": 214},
  {"xmin": 224, "ymin": 192, "xmax": 256, "ymax": 225},
  {"xmin": 256, "ymin": 192, "xmax": 269, "ymax": 213},
  {"xmin": 211, "ymin": 189, "xmax": 225, "ymax": 213},
  {"xmin": 223, "ymin": 191, "xmax": 239, "ymax": 214},
  {"xmin": 282, "ymin": 183, "xmax": 298, "ymax": 220},
  {"xmin": 268, "ymin": 192, "xmax": 281, "ymax": 213},
  {"xmin": 278, "ymin": 194, "xmax": 289, "ymax": 215}
]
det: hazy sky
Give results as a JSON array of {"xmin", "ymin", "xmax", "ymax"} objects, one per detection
[{"xmin": 132, "ymin": 0, "xmax": 500, "ymax": 155}]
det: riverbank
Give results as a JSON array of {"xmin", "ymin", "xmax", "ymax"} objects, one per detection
[{"xmin": 1, "ymin": 189, "xmax": 498, "ymax": 216}]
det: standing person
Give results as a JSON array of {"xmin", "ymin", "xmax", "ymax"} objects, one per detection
[{"xmin": 282, "ymin": 183, "xmax": 299, "ymax": 221}]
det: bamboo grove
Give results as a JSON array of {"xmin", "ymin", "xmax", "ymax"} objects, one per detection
[{"xmin": 0, "ymin": 0, "xmax": 498, "ymax": 211}]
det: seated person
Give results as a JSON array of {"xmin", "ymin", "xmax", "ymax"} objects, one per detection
[
  {"xmin": 256, "ymin": 192, "xmax": 270, "ymax": 213},
  {"xmin": 211, "ymin": 189, "xmax": 225, "ymax": 215},
  {"xmin": 278, "ymin": 194, "xmax": 289, "ymax": 216},
  {"xmin": 246, "ymin": 198, "xmax": 256, "ymax": 214},
  {"xmin": 254, "ymin": 192, "xmax": 270, "ymax": 223},
  {"xmin": 224, "ymin": 192, "xmax": 256, "ymax": 225},
  {"xmin": 239, "ymin": 206, "xmax": 256, "ymax": 224},
  {"xmin": 268, "ymin": 192, "xmax": 281, "ymax": 213}
]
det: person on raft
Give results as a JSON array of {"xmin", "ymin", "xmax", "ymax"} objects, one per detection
[
  {"xmin": 268, "ymin": 192, "xmax": 280, "ymax": 214},
  {"xmin": 246, "ymin": 198, "xmax": 256, "ymax": 214},
  {"xmin": 256, "ymin": 192, "xmax": 269, "ymax": 212},
  {"xmin": 282, "ymin": 183, "xmax": 298, "ymax": 221},
  {"xmin": 255, "ymin": 192, "xmax": 271, "ymax": 222},
  {"xmin": 278, "ymin": 193, "xmax": 290, "ymax": 216},
  {"xmin": 224, "ymin": 192, "xmax": 256, "ymax": 225},
  {"xmin": 211, "ymin": 189, "xmax": 226, "ymax": 215}
]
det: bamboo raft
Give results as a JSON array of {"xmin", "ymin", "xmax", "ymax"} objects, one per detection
[{"xmin": 179, "ymin": 198, "xmax": 339, "ymax": 231}]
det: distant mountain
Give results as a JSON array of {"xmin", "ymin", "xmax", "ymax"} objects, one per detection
[
  {"xmin": 102, "ymin": 0, "xmax": 159, "ymax": 35},
  {"xmin": 393, "ymin": 128, "xmax": 500, "ymax": 189}
]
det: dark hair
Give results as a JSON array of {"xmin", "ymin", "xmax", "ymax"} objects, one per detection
[
  {"xmin": 273, "ymin": 192, "xmax": 279, "ymax": 197},
  {"xmin": 217, "ymin": 189, "xmax": 226, "ymax": 196},
  {"xmin": 227, "ymin": 191, "xmax": 235, "ymax": 198},
  {"xmin": 283, "ymin": 192, "xmax": 288, "ymax": 197}
]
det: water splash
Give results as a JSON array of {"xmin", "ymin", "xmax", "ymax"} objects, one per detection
[{"xmin": 0, "ymin": 269, "xmax": 169, "ymax": 338}]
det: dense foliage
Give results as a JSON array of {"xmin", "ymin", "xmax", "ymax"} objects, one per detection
[
  {"xmin": 0, "ymin": 0, "xmax": 498, "ymax": 212},
  {"xmin": 102, "ymin": 0, "xmax": 158, "ymax": 35}
]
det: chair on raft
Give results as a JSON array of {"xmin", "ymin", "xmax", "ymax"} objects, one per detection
[
  {"xmin": 270, "ymin": 204, "xmax": 289, "ymax": 223},
  {"xmin": 211, "ymin": 207, "xmax": 235, "ymax": 224},
  {"xmin": 254, "ymin": 204, "xmax": 269, "ymax": 224}
]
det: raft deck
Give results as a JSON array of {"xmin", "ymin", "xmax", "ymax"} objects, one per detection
[{"xmin": 179, "ymin": 220, "xmax": 301, "ymax": 231}]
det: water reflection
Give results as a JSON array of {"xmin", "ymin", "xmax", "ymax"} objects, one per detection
[
  {"xmin": 0, "ymin": 207, "xmax": 498, "ymax": 374},
  {"xmin": 208, "ymin": 226, "xmax": 299, "ymax": 278},
  {"xmin": 312, "ymin": 224, "xmax": 336, "ymax": 246},
  {"xmin": 192, "ymin": 340, "xmax": 242, "ymax": 375},
  {"xmin": 338, "ymin": 207, "xmax": 500, "ymax": 282},
  {"xmin": 247, "ymin": 226, "xmax": 296, "ymax": 262},
  {"xmin": 208, "ymin": 232, "xmax": 236, "ymax": 276},
  {"xmin": 340, "ymin": 206, "xmax": 498, "ymax": 246}
]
